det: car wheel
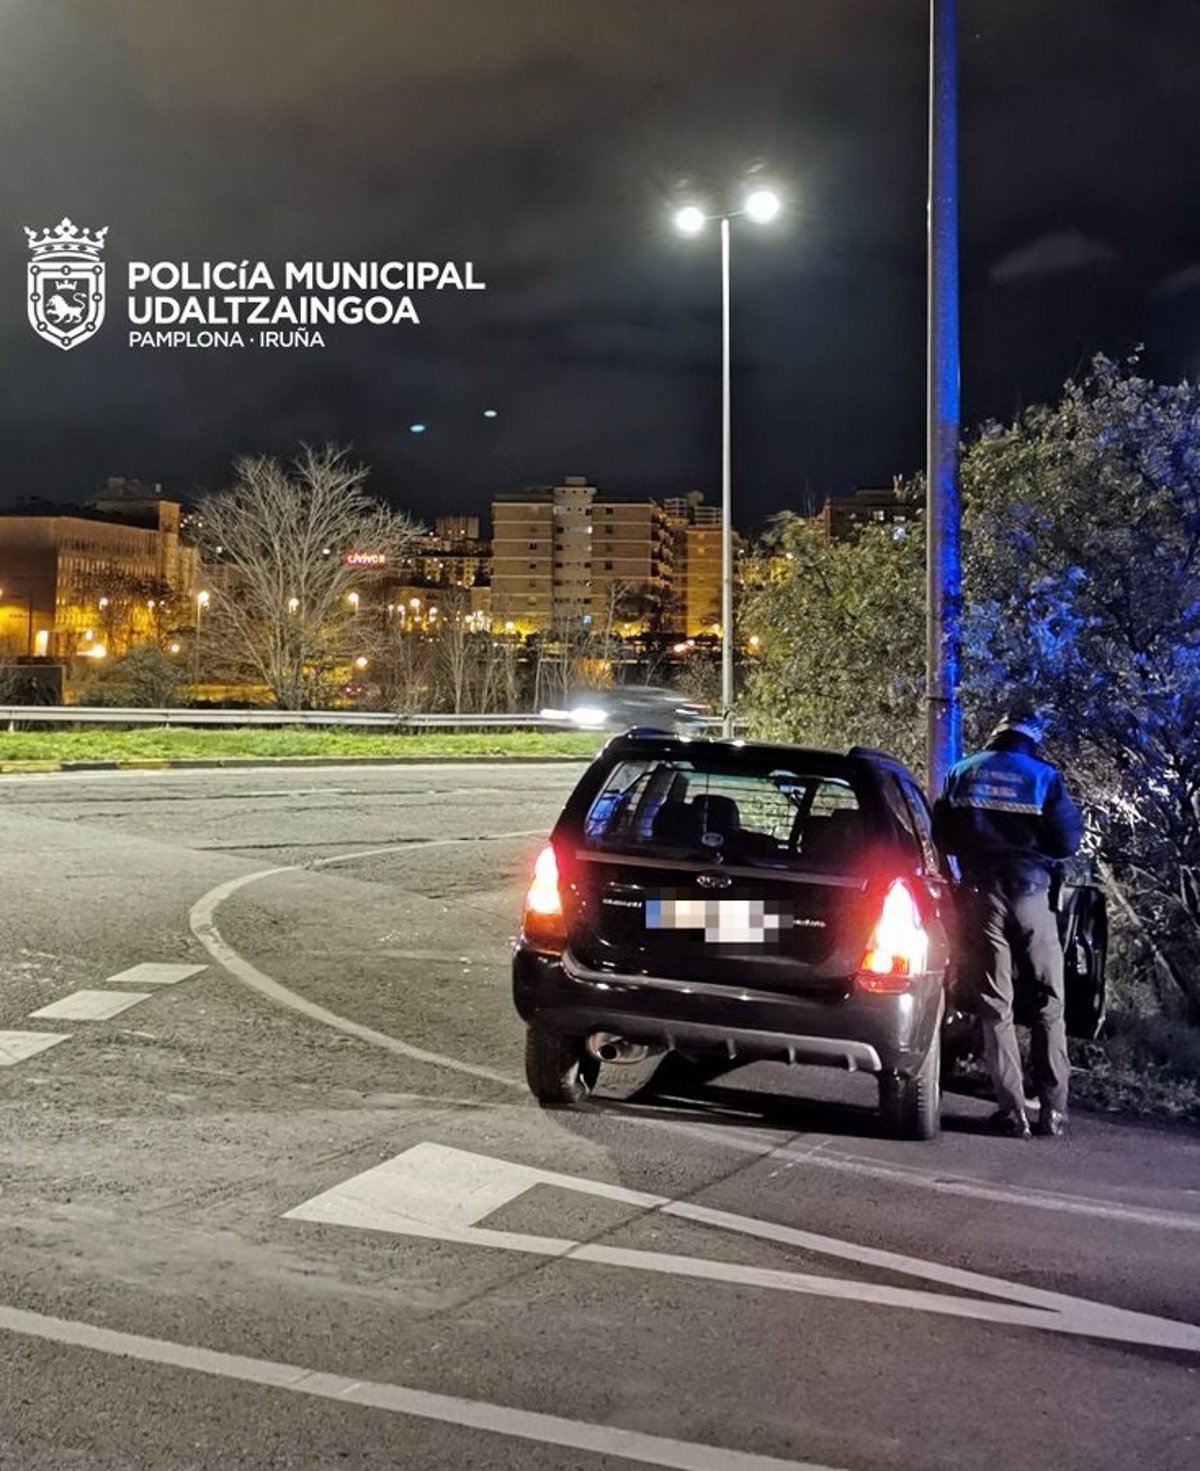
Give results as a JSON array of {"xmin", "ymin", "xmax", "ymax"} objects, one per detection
[
  {"xmin": 879, "ymin": 1032, "xmax": 941, "ymax": 1141},
  {"xmin": 524, "ymin": 1025, "xmax": 600, "ymax": 1108}
]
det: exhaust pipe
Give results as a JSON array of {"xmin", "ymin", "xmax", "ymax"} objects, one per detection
[{"xmin": 586, "ymin": 1031, "xmax": 651, "ymax": 1065}]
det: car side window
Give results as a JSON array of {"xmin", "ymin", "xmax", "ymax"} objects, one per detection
[
  {"xmin": 899, "ymin": 777, "xmax": 945, "ymax": 876},
  {"xmin": 877, "ymin": 773, "xmax": 923, "ymax": 863}
]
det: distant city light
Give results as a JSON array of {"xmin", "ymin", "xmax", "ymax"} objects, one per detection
[{"xmin": 409, "ymin": 423, "xmax": 427, "ymax": 434}]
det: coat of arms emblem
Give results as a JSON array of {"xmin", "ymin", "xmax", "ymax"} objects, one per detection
[{"xmin": 24, "ymin": 217, "xmax": 108, "ymax": 351}]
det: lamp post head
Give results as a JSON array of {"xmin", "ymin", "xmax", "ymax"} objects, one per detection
[
  {"xmin": 674, "ymin": 204, "xmax": 707, "ymax": 236},
  {"xmin": 744, "ymin": 188, "xmax": 782, "ymax": 224}
]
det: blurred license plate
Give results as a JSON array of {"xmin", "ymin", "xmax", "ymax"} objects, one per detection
[{"xmin": 646, "ymin": 897, "xmax": 787, "ymax": 945}]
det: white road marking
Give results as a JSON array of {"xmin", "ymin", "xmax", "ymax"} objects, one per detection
[
  {"xmin": 0, "ymin": 1031, "xmax": 71, "ymax": 1065},
  {"xmin": 102, "ymin": 962, "xmax": 207, "ymax": 987},
  {"xmin": 0, "ymin": 1302, "xmax": 833, "ymax": 1471},
  {"xmin": 188, "ymin": 832, "xmax": 545, "ymax": 1090},
  {"xmin": 29, "ymin": 989, "xmax": 152, "ymax": 1021},
  {"xmin": 639, "ymin": 1118, "xmax": 1200, "ymax": 1236},
  {"xmin": 286, "ymin": 1142, "xmax": 1200, "ymax": 1355},
  {"xmin": 187, "ymin": 827, "xmax": 1200, "ymax": 1234}
]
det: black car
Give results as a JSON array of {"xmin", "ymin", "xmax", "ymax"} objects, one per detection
[
  {"xmin": 513, "ymin": 730, "xmax": 958, "ymax": 1139},
  {"xmin": 513, "ymin": 730, "xmax": 1107, "ymax": 1142}
]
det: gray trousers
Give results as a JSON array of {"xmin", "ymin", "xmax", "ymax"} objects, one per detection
[{"xmin": 964, "ymin": 878, "xmax": 1070, "ymax": 1116}]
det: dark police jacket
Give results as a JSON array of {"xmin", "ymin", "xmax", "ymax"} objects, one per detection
[{"xmin": 931, "ymin": 730, "xmax": 1083, "ymax": 888}]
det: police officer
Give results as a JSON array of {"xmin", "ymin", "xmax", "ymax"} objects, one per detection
[{"xmin": 933, "ymin": 703, "xmax": 1083, "ymax": 1138}]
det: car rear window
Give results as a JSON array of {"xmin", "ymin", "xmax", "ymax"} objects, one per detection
[{"xmin": 581, "ymin": 757, "xmax": 866, "ymax": 870}]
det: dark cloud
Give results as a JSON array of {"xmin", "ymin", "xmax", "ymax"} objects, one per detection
[{"xmin": 2, "ymin": 1, "xmax": 1200, "ymax": 530}]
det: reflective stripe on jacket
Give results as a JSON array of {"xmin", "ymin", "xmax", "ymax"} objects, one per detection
[{"xmin": 931, "ymin": 733, "xmax": 1083, "ymax": 885}]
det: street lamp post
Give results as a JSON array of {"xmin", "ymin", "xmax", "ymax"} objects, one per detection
[
  {"xmin": 193, "ymin": 589, "xmax": 210, "ymax": 688},
  {"xmin": 675, "ymin": 187, "xmax": 782, "ymax": 737}
]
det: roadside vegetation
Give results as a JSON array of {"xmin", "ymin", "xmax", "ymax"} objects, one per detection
[
  {"xmin": 0, "ymin": 727, "xmax": 606, "ymax": 763},
  {"xmin": 743, "ymin": 355, "xmax": 1200, "ymax": 1122}
]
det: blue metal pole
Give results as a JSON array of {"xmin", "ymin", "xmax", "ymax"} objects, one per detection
[{"xmin": 926, "ymin": 0, "xmax": 962, "ymax": 794}]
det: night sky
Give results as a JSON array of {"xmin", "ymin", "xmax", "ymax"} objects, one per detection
[{"xmin": 2, "ymin": 0, "xmax": 1199, "ymax": 532}]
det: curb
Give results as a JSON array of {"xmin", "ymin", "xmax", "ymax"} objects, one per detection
[{"xmin": 0, "ymin": 754, "xmax": 594, "ymax": 774}]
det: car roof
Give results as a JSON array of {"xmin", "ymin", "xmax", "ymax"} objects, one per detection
[{"xmin": 600, "ymin": 728, "xmax": 918, "ymax": 782}]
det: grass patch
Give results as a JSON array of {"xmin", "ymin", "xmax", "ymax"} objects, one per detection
[{"xmin": 0, "ymin": 726, "xmax": 608, "ymax": 763}]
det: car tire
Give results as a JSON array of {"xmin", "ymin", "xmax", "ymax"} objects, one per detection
[
  {"xmin": 879, "ymin": 1033, "xmax": 941, "ymax": 1141},
  {"xmin": 524, "ymin": 1025, "xmax": 600, "ymax": 1108}
]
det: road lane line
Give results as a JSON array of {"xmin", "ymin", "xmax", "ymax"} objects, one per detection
[
  {"xmin": 635, "ymin": 1118, "xmax": 1200, "ymax": 1235},
  {"xmin": 29, "ymin": 989, "xmax": 152, "ymax": 1021},
  {"xmin": 188, "ymin": 832, "xmax": 545, "ymax": 1090},
  {"xmin": 190, "ymin": 834, "xmax": 1200, "ymax": 1233},
  {"xmin": 285, "ymin": 1141, "xmax": 1200, "ymax": 1355},
  {"xmin": 0, "ymin": 1031, "xmax": 71, "ymax": 1065},
  {"xmin": 0, "ymin": 1302, "xmax": 838, "ymax": 1471}
]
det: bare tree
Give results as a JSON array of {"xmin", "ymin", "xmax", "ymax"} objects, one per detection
[
  {"xmin": 479, "ymin": 632, "xmax": 524, "ymax": 713},
  {"xmin": 196, "ymin": 446, "xmax": 421, "ymax": 707},
  {"xmin": 430, "ymin": 589, "xmax": 492, "ymax": 713}
]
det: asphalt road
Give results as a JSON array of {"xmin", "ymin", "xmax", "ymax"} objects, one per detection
[{"xmin": 0, "ymin": 763, "xmax": 1198, "ymax": 1471}]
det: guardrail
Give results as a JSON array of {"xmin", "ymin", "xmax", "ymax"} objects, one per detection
[{"xmin": 0, "ymin": 706, "xmax": 564, "ymax": 729}]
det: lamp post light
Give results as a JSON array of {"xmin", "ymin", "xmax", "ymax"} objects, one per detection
[
  {"xmin": 674, "ymin": 185, "xmax": 783, "ymax": 737},
  {"xmin": 347, "ymin": 591, "xmax": 360, "ymax": 614}
]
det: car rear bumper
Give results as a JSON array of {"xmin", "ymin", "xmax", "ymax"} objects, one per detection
[{"xmin": 512, "ymin": 945, "xmax": 944, "ymax": 1077}]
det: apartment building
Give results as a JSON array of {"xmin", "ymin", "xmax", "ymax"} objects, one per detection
[
  {"xmin": 491, "ymin": 477, "xmax": 673, "ymax": 634},
  {"xmin": 815, "ymin": 484, "xmax": 920, "ymax": 543},
  {"xmin": 662, "ymin": 492, "xmax": 731, "ymax": 637},
  {"xmin": 394, "ymin": 514, "xmax": 491, "ymax": 590}
]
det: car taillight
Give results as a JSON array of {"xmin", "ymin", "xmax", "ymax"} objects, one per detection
[
  {"xmin": 522, "ymin": 843, "xmax": 567, "ymax": 947},
  {"xmin": 857, "ymin": 879, "xmax": 928, "ymax": 992}
]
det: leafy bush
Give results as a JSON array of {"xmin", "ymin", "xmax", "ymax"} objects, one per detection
[{"xmin": 79, "ymin": 646, "xmax": 184, "ymax": 708}]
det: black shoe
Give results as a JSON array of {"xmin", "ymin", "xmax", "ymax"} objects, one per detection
[
  {"xmin": 1034, "ymin": 1108, "xmax": 1068, "ymax": 1138},
  {"xmin": 986, "ymin": 1109, "xmax": 1032, "ymax": 1139}
]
